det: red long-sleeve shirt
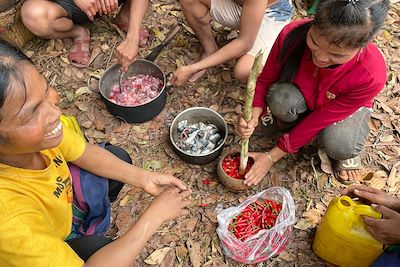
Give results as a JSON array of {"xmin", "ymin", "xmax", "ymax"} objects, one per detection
[{"xmin": 253, "ymin": 19, "xmax": 387, "ymax": 153}]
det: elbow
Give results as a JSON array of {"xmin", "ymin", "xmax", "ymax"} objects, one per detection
[
  {"xmin": 243, "ymin": 41, "xmax": 253, "ymax": 53},
  {"xmin": 238, "ymin": 38, "xmax": 254, "ymax": 54}
]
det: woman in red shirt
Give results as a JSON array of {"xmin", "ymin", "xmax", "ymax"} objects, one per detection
[{"xmin": 236, "ymin": 0, "xmax": 389, "ymax": 184}]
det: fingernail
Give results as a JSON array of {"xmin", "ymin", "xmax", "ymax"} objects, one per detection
[
  {"xmin": 371, "ymin": 203, "xmax": 377, "ymax": 208},
  {"xmin": 354, "ymin": 189, "xmax": 360, "ymax": 194},
  {"xmin": 182, "ymin": 186, "xmax": 187, "ymax": 190}
]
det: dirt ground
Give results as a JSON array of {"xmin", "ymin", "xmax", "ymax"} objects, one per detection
[{"xmin": 22, "ymin": 0, "xmax": 400, "ymax": 266}]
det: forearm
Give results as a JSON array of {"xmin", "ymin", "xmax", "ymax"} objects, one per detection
[
  {"xmin": 84, "ymin": 209, "xmax": 162, "ymax": 267},
  {"xmin": 190, "ymin": 38, "xmax": 252, "ymax": 72},
  {"xmin": 72, "ymin": 143, "xmax": 147, "ymax": 188},
  {"xmin": 126, "ymin": 0, "xmax": 149, "ymax": 41}
]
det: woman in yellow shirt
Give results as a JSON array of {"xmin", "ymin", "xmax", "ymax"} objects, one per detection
[{"xmin": 0, "ymin": 39, "xmax": 191, "ymax": 267}]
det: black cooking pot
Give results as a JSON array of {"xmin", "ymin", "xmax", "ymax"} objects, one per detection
[
  {"xmin": 89, "ymin": 60, "xmax": 169, "ymax": 123},
  {"xmin": 169, "ymin": 107, "xmax": 229, "ymax": 165},
  {"xmin": 87, "ymin": 26, "xmax": 180, "ymax": 123}
]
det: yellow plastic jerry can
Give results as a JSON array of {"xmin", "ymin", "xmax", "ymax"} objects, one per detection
[{"xmin": 313, "ymin": 196, "xmax": 383, "ymax": 267}]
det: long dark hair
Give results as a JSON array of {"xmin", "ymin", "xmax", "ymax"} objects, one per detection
[
  {"xmin": 0, "ymin": 40, "xmax": 32, "ymax": 114},
  {"xmin": 279, "ymin": 0, "xmax": 390, "ymax": 83}
]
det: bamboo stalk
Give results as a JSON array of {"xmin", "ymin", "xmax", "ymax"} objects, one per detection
[{"xmin": 240, "ymin": 50, "xmax": 264, "ymax": 174}]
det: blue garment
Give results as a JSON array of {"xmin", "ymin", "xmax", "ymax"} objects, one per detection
[
  {"xmin": 372, "ymin": 251, "xmax": 400, "ymax": 267},
  {"xmin": 65, "ymin": 159, "xmax": 111, "ymax": 240},
  {"xmin": 266, "ymin": 0, "xmax": 294, "ymax": 22}
]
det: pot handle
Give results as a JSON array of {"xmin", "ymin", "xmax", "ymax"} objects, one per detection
[
  {"xmin": 87, "ymin": 76, "xmax": 100, "ymax": 93},
  {"xmin": 165, "ymin": 72, "xmax": 174, "ymax": 92},
  {"xmin": 164, "ymin": 112, "xmax": 176, "ymax": 127}
]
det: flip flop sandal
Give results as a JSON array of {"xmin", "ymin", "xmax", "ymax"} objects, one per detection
[
  {"xmin": 332, "ymin": 156, "xmax": 363, "ymax": 185},
  {"xmin": 114, "ymin": 22, "xmax": 149, "ymax": 47},
  {"xmin": 68, "ymin": 39, "xmax": 90, "ymax": 68}
]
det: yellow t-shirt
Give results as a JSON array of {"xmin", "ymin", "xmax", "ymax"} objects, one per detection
[{"xmin": 0, "ymin": 123, "xmax": 86, "ymax": 266}]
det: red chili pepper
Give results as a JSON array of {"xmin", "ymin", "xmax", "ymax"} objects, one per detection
[
  {"xmin": 222, "ymin": 155, "xmax": 254, "ymax": 179},
  {"xmin": 228, "ymin": 199, "xmax": 282, "ymax": 241},
  {"xmin": 202, "ymin": 179, "xmax": 211, "ymax": 185}
]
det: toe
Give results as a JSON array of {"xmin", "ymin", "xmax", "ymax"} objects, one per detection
[{"xmin": 339, "ymin": 170, "xmax": 349, "ymax": 181}]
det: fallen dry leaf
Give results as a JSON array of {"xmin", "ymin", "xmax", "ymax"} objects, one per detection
[
  {"xmin": 143, "ymin": 160, "xmax": 164, "ymax": 171},
  {"xmin": 119, "ymin": 195, "xmax": 130, "ymax": 207},
  {"xmin": 175, "ymin": 245, "xmax": 188, "ymax": 262},
  {"xmin": 294, "ymin": 218, "xmax": 314, "ymax": 231},
  {"xmin": 302, "ymin": 209, "xmax": 322, "ymax": 225},
  {"xmin": 380, "ymin": 134, "xmax": 395, "ymax": 143},
  {"xmin": 278, "ymin": 250, "xmax": 294, "ymax": 262},
  {"xmin": 144, "ymin": 247, "xmax": 172, "ymax": 265},
  {"xmin": 187, "ymin": 239, "xmax": 202, "ymax": 267},
  {"xmin": 75, "ymin": 86, "xmax": 92, "ymax": 98},
  {"xmin": 159, "ymin": 249, "xmax": 176, "ymax": 267}
]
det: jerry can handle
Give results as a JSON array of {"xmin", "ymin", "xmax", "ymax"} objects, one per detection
[{"xmin": 353, "ymin": 204, "xmax": 382, "ymax": 219}]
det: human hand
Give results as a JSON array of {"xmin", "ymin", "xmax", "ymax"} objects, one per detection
[
  {"xmin": 235, "ymin": 116, "xmax": 259, "ymax": 139},
  {"xmin": 341, "ymin": 185, "xmax": 400, "ymax": 211},
  {"xmin": 142, "ymin": 172, "xmax": 188, "ymax": 196},
  {"xmin": 74, "ymin": 0, "xmax": 99, "ymax": 21},
  {"xmin": 243, "ymin": 152, "xmax": 273, "ymax": 186},
  {"xmin": 116, "ymin": 39, "xmax": 139, "ymax": 71},
  {"xmin": 98, "ymin": 0, "xmax": 118, "ymax": 14},
  {"xmin": 363, "ymin": 204, "xmax": 400, "ymax": 245},
  {"xmin": 148, "ymin": 187, "xmax": 191, "ymax": 221},
  {"xmin": 169, "ymin": 65, "xmax": 198, "ymax": 86}
]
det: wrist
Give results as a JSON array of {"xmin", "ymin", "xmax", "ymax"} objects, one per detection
[
  {"xmin": 264, "ymin": 152, "xmax": 275, "ymax": 165},
  {"xmin": 125, "ymin": 31, "xmax": 139, "ymax": 43},
  {"xmin": 391, "ymin": 197, "xmax": 400, "ymax": 212},
  {"xmin": 253, "ymin": 107, "xmax": 263, "ymax": 118},
  {"xmin": 268, "ymin": 146, "xmax": 288, "ymax": 163},
  {"xmin": 186, "ymin": 63, "xmax": 200, "ymax": 73},
  {"xmin": 142, "ymin": 207, "xmax": 165, "ymax": 226}
]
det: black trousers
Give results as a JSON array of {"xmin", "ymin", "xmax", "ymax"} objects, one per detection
[{"xmin": 67, "ymin": 144, "xmax": 131, "ymax": 261}]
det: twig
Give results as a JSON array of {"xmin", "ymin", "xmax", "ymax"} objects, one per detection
[
  {"xmin": 106, "ymin": 40, "xmax": 118, "ymax": 68},
  {"xmin": 310, "ymin": 156, "xmax": 319, "ymax": 185},
  {"xmin": 365, "ymin": 143, "xmax": 400, "ymax": 147}
]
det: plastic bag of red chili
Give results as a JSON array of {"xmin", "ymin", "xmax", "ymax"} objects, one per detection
[{"xmin": 216, "ymin": 187, "xmax": 295, "ymax": 263}]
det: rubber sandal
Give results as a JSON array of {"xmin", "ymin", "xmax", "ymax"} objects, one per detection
[
  {"xmin": 68, "ymin": 38, "xmax": 90, "ymax": 68},
  {"xmin": 332, "ymin": 156, "xmax": 363, "ymax": 185},
  {"xmin": 115, "ymin": 22, "xmax": 149, "ymax": 47}
]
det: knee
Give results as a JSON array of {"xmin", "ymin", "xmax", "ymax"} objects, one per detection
[
  {"xmin": 266, "ymin": 83, "xmax": 306, "ymax": 122},
  {"xmin": 21, "ymin": 1, "xmax": 52, "ymax": 36},
  {"xmin": 323, "ymin": 141, "xmax": 359, "ymax": 160},
  {"xmin": 233, "ymin": 65, "xmax": 249, "ymax": 83},
  {"xmin": 320, "ymin": 127, "xmax": 361, "ymax": 160}
]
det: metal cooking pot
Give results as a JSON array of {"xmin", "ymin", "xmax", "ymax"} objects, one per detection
[
  {"xmin": 89, "ymin": 60, "xmax": 168, "ymax": 123},
  {"xmin": 87, "ymin": 26, "xmax": 180, "ymax": 123},
  {"xmin": 169, "ymin": 107, "xmax": 229, "ymax": 165}
]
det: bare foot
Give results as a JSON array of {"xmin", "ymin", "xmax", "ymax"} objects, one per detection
[
  {"xmin": 68, "ymin": 27, "xmax": 91, "ymax": 68},
  {"xmin": 188, "ymin": 51, "xmax": 215, "ymax": 82},
  {"xmin": 336, "ymin": 169, "xmax": 362, "ymax": 183},
  {"xmin": 115, "ymin": 15, "xmax": 149, "ymax": 47}
]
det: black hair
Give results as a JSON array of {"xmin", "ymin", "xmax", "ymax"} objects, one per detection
[
  {"xmin": 0, "ymin": 40, "xmax": 32, "ymax": 116},
  {"xmin": 278, "ymin": 0, "xmax": 390, "ymax": 83}
]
